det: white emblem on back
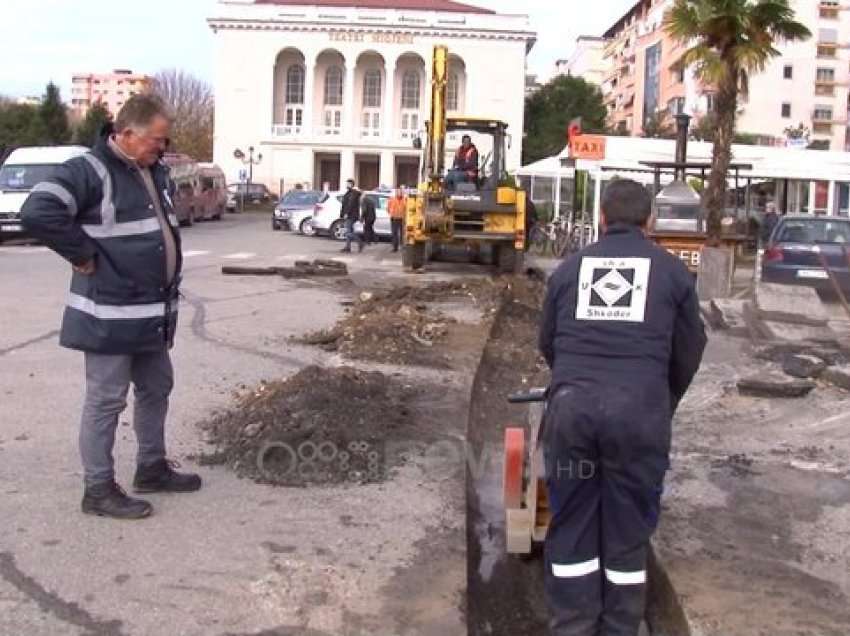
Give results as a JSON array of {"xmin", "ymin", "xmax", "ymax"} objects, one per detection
[{"xmin": 576, "ymin": 257, "xmax": 651, "ymax": 322}]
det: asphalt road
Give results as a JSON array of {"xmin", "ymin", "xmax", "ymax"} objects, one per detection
[{"xmin": 0, "ymin": 211, "xmax": 490, "ymax": 636}]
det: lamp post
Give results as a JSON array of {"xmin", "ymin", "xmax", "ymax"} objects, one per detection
[{"xmin": 233, "ymin": 146, "xmax": 263, "ymax": 212}]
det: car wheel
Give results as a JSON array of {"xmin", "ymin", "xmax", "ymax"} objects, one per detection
[
  {"xmin": 300, "ymin": 218, "xmax": 316, "ymax": 236},
  {"xmin": 330, "ymin": 220, "xmax": 347, "ymax": 241},
  {"xmin": 272, "ymin": 218, "xmax": 281, "ymax": 231},
  {"xmin": 214, "ymin": 206, "xmax": 223, "ymax": 220}
]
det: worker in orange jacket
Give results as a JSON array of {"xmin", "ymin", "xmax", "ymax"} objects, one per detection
[{"xmin": 388, "ymin": 188, "xmax": 407, "ymax": 252}]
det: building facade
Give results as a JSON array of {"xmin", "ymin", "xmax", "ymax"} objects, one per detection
[
  {"xmin": 70, "ymin": 70, "xmax": 152, "ymax": 120},
  {"xmin": 599, "ymin": 0, "xmax": 850, "ymax": 150},
  {"xmin": 556, "ymin": 36, "xmax": 607, "ymax": 86},
  {"xmin": 208, "ymin": 0, "xmax": 535, "ymax": 193}
]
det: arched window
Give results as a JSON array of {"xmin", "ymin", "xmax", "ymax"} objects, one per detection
[
  {"xmin": 401, "ymin": 70, "xmax": 420, "ymax": 109},
  {"xmin": 324, "ymin": 66, "xmax": 343, "ymax": 106},
  {"xmin": 286, "ymin": 65, "xmax": 305, "ymax": 104},
  {"xmin": 363, "ymin": 70, "xmax": 382, "ymax": 108},
  {"xmin": 447, "ymin": 72, "xmax": 460, "ymax": 111}
]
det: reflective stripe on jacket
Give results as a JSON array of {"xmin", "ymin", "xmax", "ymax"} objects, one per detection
[{"xmin": 21, "ymin": 136, "xmax": 183, "ymax": 354}]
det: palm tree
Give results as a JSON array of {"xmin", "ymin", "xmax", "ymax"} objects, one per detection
[{"xmin": 664, "ymin": 0, "xmax": 810, "ymax": 241}]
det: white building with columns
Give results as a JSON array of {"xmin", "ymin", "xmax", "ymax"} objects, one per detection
[{"xmin": 208, "ymin": 0, "xmax": 535, "ymax": 193}]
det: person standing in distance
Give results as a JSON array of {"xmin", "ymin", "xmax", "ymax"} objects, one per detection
[
  {"xmin": 538, "ymin": 179, "xmax": 706, "ymax": 635},
  {"xmin": 21, "ymin": 94, "xmax": 202, "ymax": 520},
  {"xmin": 339, "ymin": 178, "xmax": 362, "ymax": 253}
]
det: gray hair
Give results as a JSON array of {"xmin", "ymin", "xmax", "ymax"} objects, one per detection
[{"xmin": 114, "ymin": 94, "xmax": 173, "ymax": 133}]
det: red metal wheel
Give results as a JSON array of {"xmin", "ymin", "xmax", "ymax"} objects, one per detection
[{"xmin": 503, "ymin": 427, "xmax": 525, "ymax": 510}]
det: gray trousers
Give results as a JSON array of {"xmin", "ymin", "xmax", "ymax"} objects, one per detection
[{"xmin": 80, "ymin": 349, "xmax": 173, "ymax": 487}]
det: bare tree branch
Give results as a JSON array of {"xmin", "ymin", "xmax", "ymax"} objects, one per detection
[{"xmin": 152, "ymin": 69, "xmax": 214, "ymax": 161}]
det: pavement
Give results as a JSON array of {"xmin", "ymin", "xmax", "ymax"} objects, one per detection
[{"xmin": 0, "ymin": 211, "xmax": 495, "ymax": 636}]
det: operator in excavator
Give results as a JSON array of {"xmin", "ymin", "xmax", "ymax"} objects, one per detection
[
  {"xmin": 538, "ymin": 178, "xmax": 706, "ymax": 636},
  {"xmin": 445, "ymin": 134, "xmax": 479, "ymax": 191}
]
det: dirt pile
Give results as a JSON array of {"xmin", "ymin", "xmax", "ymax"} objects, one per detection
[
  {"xmin": 299, "ymin": 277, "xmax": 538, "ymax": 368},
  {"xmin": 197, "ymin": 365, "xmax": 420, "ymax": 486}
]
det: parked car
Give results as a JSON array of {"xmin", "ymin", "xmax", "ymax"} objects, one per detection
[
  {"xmin": 0, "ymin": 145, "xmax": 88, "ymax": 241},
  {"xmin": 226, "ymin": 183, "xmax": 275, "ymax": 211},
  {"xmin": 310, "ymin": 190, "xmax": 392, "ymax": 240},
  {"xmin": 197, "ymin": 163, "xmax": 227, "ymax": 221},
  {"xmin": 762, "ymin": 215, "xmax": 850, "ymax": 293},
  {"xmin": 273, "ymin": 189, "xmax": 322, "ymax": 232}
]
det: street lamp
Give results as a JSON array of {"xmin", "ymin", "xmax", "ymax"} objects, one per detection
[
  {"xmin": 233, "ymin": 146, "xmax": 263, "ymax": 213},
  {"xmin": 233, "ymin": 146, "xmax": 262, "ymax": 186}
]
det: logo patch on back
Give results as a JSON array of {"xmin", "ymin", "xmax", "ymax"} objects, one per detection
[{"xmin": 576, "ymin": 257, "xmax": 651, "ymax": 322}]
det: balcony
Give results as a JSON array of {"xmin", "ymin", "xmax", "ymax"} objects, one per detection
[{"xmin": 271, "ymin": 124, "xmax": 304, "ymax": 138}]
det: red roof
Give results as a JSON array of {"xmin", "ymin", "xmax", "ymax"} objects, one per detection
[{"xmin": 255, "ymin": 0, "xmax": 494, "ymax": 14}]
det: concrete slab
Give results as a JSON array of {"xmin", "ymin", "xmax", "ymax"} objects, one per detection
[
  {"xmin": 708, "ymin": 298, "xmax": 750, "ymax": 337},
  {"xmin": 697, "ymin": 247, "xmax": 734, "ymax": 301},
  {"xmin": 737, "ymin": 374, "xmax": 816, "ymax": 398},
  {"xmin": 755, "ymin": 283, "xmax": 830, "ymax": 326},
  {"xmin": 822, "ymin": 365, "xmax": 850, "ymax": 391}
]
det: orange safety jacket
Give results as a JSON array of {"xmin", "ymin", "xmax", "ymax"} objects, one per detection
[{"xmin": 388, "ymin": 196, "xmax": 407, "ymax": 219}]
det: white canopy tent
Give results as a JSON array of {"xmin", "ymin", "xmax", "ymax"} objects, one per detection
[{"xmin": 516, "ymin": 136, "xmax": 850, "ymax": 242}]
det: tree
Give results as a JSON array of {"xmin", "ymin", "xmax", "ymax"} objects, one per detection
[
  {"xmin": 74, "ymin": 102, "xmax": 112, "ymax": 147},
  {"xmin": 0, "ymin": 100, "xmax": 41, "ymax": 152},
  {"xmin": 152, "ymin": 69, "xmax": 214, "ymax": 161},
  {"xmin": 523, "ymin": 75, "xmax": 607, "ymax": 165},
  {"xmin": 38, "ymin": 82, "xmax": 71, "ymax": 144},
  {"xmin": 641, "ymin": 110, "xmax": 676, "ymax": 139},
  {"xmin": 665, "ymin": 0, "xmax": 810, "ymax": 241}
]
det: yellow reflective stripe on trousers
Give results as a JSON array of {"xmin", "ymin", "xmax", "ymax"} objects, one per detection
[
  {"xmin": 605, "ymin": 569, "xmax": 646, "ymax": 585},
  {"xmin": 551, "ymin": 558, "xmax": 600, "ymax": 578},
  {"xmin": 68, "ymin": 293, "xmax": 171, "ymax": 320}
]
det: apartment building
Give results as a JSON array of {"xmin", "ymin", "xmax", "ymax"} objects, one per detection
[
  {"xmin": 599, "ymin": 0, "xmax": 850, "ymax": 150},
  {"xmin": 555, "ymin": 36, "xmax": 607, "ymax": 86},
  {"xmin": 70, "ymin": 70, "xmax": 152, "ymax": 120}
]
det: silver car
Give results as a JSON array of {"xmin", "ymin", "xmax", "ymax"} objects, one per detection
[{"xmin": 272, "ymin": 189, "xmax": 322, "ymax": 233}]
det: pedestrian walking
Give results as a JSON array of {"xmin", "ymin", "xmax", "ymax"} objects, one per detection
[
  {"xmin": 538, "ymin": 179, "xmax": 706, "ymax": 635},
  {"xmin": 339, "ymin": 178, "xmax": 362, "ymax": 253},
  {"xmin": 20, "ymin": 94, "xmax": 202, "ymax": 520},
  {"xmin": 361, "ymin": 194, "xmax": 377, "ymax": 247}
]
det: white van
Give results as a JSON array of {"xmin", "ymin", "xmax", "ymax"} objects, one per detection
[{"xmin": 0, "ymin": 145, "xmax": 89, "ymax": 240}]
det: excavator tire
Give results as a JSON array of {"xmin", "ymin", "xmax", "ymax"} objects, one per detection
[{"xmin": 403, "ymin": 242, "xmax": 426, "ymax": 270}]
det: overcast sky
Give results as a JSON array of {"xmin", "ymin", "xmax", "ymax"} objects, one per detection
[{"xmin": 0, "ymin": 0, "xmax": 636, "ymax": 99}]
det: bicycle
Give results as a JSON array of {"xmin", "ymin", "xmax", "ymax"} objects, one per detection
[{"xmin": 528, "ymin": 218, "xmax": 569, "ymax": 257}]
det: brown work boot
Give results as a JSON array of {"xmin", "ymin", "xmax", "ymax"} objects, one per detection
[
  {"xmin": 133, "ymin": 458, "xmax": 202, "ymax": 493},
  {"xmin": 82, "ymin": 481, "xmax": 153, "ymax": 519}
]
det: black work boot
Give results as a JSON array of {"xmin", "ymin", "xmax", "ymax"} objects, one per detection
[
  {"xmin": 81, "ymin": 481, "xmax": 153, "ymax": 519},
  {"xmin": 133, "ymin": 458, "xmax": 202, "ymax": 493}
]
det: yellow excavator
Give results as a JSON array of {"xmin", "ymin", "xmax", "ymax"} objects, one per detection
[{"xmin": 403, "ymin": 45, "xmax": 526, "ymax": 272}]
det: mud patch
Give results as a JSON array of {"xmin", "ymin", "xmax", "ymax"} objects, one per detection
[
  {"xmin": 197, "ymin": 366, "xmax": 429, "ymax": 487},
  {"xmin": 298, "ymin": 278, "xmax": 509, "ymax": 368}
]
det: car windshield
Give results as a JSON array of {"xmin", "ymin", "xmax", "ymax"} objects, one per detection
[
  {"xmin": 282, "ymin": 191, "xmax": 319, "ymax": 206},
  {"xmin": 0, "ymin": 164, "xmax": 58, "ymax": 191},
  {"xmin": 777, "ymin": 219, "xmax": 850, "ymax": 244}
]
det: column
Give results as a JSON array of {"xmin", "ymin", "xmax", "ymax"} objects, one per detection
[
  {"xmin": 383, "ymin": 57, "xmax": 397, "ymax": 144},
  {"xmin": 341, "ymin": 149, "xmax": 355, "ymax": 184},
  {"xmin": 303, "ymin": 58, "xmax": 316, "ymax": 139},
  {"xmin": 807, "ymin": 180, "xmax": 816, "ymax": 214},
  {"xmin": 592, "ymin": 170, "xmax": 603, "ymax": 243},
  {"xmin": 343, "ymin": 64, "xmax": 356, "ymax": 141},
  {"xmin": 380, "ymin": 150, "xmax": 395, "ymax": 188}
]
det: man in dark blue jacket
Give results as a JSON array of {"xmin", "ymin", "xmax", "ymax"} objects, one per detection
[
  {"xmin": 538, "ymin": 179, "xmax": 706, "ymax": 635},
  {"xmin": 21, "ymin": 94, "xmax": 201, "ymax": 520}
]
